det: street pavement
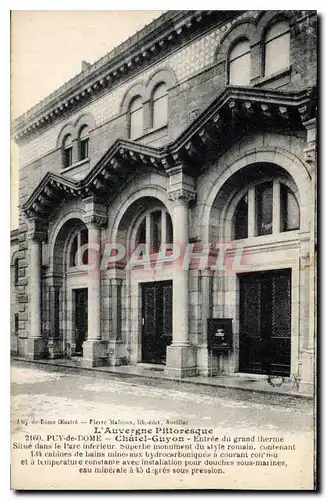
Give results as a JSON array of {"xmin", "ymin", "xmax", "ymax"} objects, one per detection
[{"xmin": 10, "ymin": 361, "xmax": 315, "ymax": 490}]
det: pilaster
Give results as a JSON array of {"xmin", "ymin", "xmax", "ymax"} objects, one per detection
[
  {"xmin": 26, "ymin": 218, "xmax": 48, "ymax": 360},
  {"xmin": 82, "ymin": 197, "xmax": 108, "ymax": 368},
  {"xmin": 165, "ymin": 168, "xmax": 197, "ymax": 378}
]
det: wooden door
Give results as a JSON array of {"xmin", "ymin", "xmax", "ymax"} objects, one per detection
[
  {"xmin": 74, "ymin": 288, "xmax": 88, "ymax": 356},
  {"xmin": 141, "ymin": 281, "xmax": 172, "ymax": 364},
  {"xmin": 239, "ymin": 270, "xmax": 291, "ymax": 376}
]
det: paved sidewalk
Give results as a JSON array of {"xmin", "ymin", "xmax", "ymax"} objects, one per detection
[{"xmin": 11, "ymin": 356, "xmax": 313, "ymax": 399}]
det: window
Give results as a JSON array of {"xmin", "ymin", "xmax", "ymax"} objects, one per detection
[
  {"xmin": 79, "ymin": 126, "xmax": 89, "ymax": 161},
  {"xmin": 14, "ymin": 258, "xmax": 19, "ymax": 285},
  {"xmin": 136, "ymin": 209, "xmax": 173, "ymax": 254},
  {"xmin": 152, "ymin": 83, "xmax": 168, "ymax": 129},
  {"xmin": 234, "ymin": 194, "xmax": 248, "ymax": 240},
  {"xmin": 256, "ymin": 182, "xmax": 273, "ymax": 236},
  {"xmin": 69, "ymin": 229, "xmax": 89, "ymax": 267},
  {"xmin": 280, "ymin": 184, "xmax": 300, "ymax": 231},
  {"xmin": 129, "ymin": 97, "xmax": 143, "ymax": 139},
  {"xmin": 229, "ymin": 40, "xmax": 251, "ymax": 85},
  {"xmin": 264, "ymin": 21, "xmax": 290, "ymax": 76},
  {"xmin": 14, "ymin": 313, "xmax": 19, "ymax": 333},
  {"xmin": 233, "ymin": 181, "xmax": 299, "ymax": 240},
  {"xmin": 63, "ymin": 134, "xmax": 73, "ymax": 168}
]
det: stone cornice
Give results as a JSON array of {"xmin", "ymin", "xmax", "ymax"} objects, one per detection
[
  {"xmin": 22, "ymin": 85, "xmax": 316, "ymax": 221},
  {"xmin": 13, "ymin": 10, "xmax": 241, "ymax": 143}
]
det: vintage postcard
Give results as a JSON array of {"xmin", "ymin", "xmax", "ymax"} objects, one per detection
[{"xmin": 10, "ymin": 9, "xmax": 317, "ymax": 490}]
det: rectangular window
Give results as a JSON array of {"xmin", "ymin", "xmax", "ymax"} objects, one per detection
[
  {"xmin": 256, "ymin": 182, "xmax": 273, "ymax": 236},
  {"xmin": 80, "ymin": 138, "xmax": 89, "ymax": 160},
  {"xmin": 265, "ymin": 32, "xmax": 290, "ymax": 76},
  {"xmin": 234, "ymin": 194, "xmax": 248, "ymax": 240},
  {"xmin": 130, "ymin": 108, "xmax": 143, "ymax": 139},
  {"xmin": 229, "ymin": 52, "xmax": 251, "ymax": 86},
  {"xmin": 152, "ymin": 211, "xmax": 162, "ymax": 252},
  {"xmin": 14, "ymin": 313, "xmax": 19, "ymax": 333},
  {"xmin": 280, "ymin": 184, "xmax": 300, "ymax": 232},
  {"xmin": 64, "ymin": 146, "xmax": 73, "ymax": 168}
]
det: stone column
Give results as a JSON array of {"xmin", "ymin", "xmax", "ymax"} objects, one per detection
[
  {"xmin": 165, "ymin": 171, "xmax": 197, "ymax": 378},
  {"xmin": 300, "ymin": 117, "xmax": 317, "ymax": 394},
  {"xmin": 197, "ymin": 270, "xmax": 214, "ymax": 376},
  {"xmin": 26, "ymin": 219, "xmax": 47, "ymax": 360},
  {"xmin": 82, "ymin": 197, "xmax": 107, "ymax": 368},
  {"xmin": 107, "ymin": 277, "xmax": 124, "ymax": 366}
]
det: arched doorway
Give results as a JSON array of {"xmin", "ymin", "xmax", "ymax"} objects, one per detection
[
  {"xmin": 114, "ymin": 195, "xmax": 174, "ymax": 365},
  {"xmin": 207, "ymin": 162, "xmax": 302, "ymax": 377},
  {"xmin": 50, "ymin": 216, "xmax": 89, "ymax": 358}
]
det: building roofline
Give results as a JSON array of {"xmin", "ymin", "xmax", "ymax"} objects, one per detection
[
  {"xmin": 22, "ymin": 85, "xmax": 316, "ymax": 220},
  {"xmin": 12, "ymin": 10, "xmax": 242, "ymax": 141}
]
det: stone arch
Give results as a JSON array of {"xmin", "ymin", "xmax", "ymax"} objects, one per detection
[
  {"xmin": 253, "ymin": 10, "xmax": 295, "ymax": 45},
  {"xmin": 56, "ymin": 122, "xmax": 76, "ymax": 149},
  {"xmin": 74, "ymin": 113, "xmax": 96, "ymax": 134},
  {"xmin": 146, "ymin": 67, "xmax": 177, "ymax": 98},
  {"xmin": 199, "ymin": 148, "xmax": 311, "ymax": 243},
  {"xmin": 110, "ymin": 184, "xmax": 172, "ymax": 244},
  {"xmin": 48, "ymin": 207, "xmax": 86, "ymax": 276},
  {"xmin": 119, "ymin": 82, "xmax": 147, "ymax": 114},
  {"xmin": 215, "ymin": 20, "xmax": 256, "ymax": 64},
  {"xmin": 11, "ymin": 250, "xmax": 19, "ymax": 267}
]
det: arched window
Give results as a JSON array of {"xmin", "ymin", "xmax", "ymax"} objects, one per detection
[
  {"xmin": 79, "ymin": 125, "xmax": 89, "ymax": 161},
  {"xmin": 136, "ymin": 209, "xmax": 173, "ymax": 254},
  {"xmin": 228, "ymin": 39, "xmax": 251, "ymax": 85},
  {"xmin": 152, "ymin": 83, "xmax": 168, "ymax": 129},
  {"xmin": 129, "ymin": 97, "xmax": 143, "ymax": 139},
  {"xmin": 63, "ymin": 134, "xmax": 73, "ymax": 168},
  {"xmin": 264, "ymin": 21, "xmax": 290, "ymax": 76},
  {"xmin": 233, "ymin": 180, "xmax": 299, "ymax": 240},
  {"xmin": 69, "ymin": 229, "xmax": 89, "ymax": 267}
]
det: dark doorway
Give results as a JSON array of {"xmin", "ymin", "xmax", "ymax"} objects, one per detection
[
  {"xmin": 239, "ymin": 269, "xmax": 291, "ymax": 376},
  {"xmin": 74, "ymin": 288, "xmax": 88, "ymax": 356},
  {"xmin": 141, "ymin": 280, "xmax": 172, "ymax": 364}
]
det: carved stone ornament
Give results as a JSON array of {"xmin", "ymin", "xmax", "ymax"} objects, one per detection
[
  {"xmin": 304, "ymin": 145, "xmax": 316, "ymax": 165},
  {"xmin": 188, "ymin": 108, "xmax": 199, "ymax": 122},
  {"xmin": 84, "ymin": 214, "xmax": 108, "ymax": 227},
  {"xmin": 27, "ymin": 219, "xmax": 48, "ymax": 242},
  {"xmin": 168, "ymin": 188, "xmax": 196, "ymax": 205}
]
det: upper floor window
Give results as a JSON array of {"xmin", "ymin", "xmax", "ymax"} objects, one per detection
[
  {"xmin": 79, "ymin": 125, "xmax": 89, "ymax": 161},
  {"xmin": 264, "ymin": 21, "xmax": 290, "ymax": 77},
  {"xmin": 229, "ymin": 39, "xmax": 251, "ymax": 86},
  {"xmin": 63, "ymin": 134, "xmax": 73, "ymax": 168},
  {"xmin": 152, "ymin": 83, "xmax": 168, "ymax": 129},
  {"xmin": 14, "ymin": 313, "xmax": 19, "ymax": 333},
  {"xmin": 69, "ymin": 229, "xmax": 89, "ymax": 267},
  {"xmin": 129, "ymin": 96, "xmax": 143, "ymax": 139},
  {"xmin": 233, "ymin": 180, "xmax": 299, "ymax": 240},
  {"xmin": 136, "ymin": 209, "xmax": 173, "ymax": 254},
  {"xmin": 14, "ymin": 258, "xmax": 19, "ymax": 285}
]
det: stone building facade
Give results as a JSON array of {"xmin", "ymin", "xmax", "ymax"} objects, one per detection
[{"xmin": 11, "ymin": 10, "xmax": 317, "ymax": 393}]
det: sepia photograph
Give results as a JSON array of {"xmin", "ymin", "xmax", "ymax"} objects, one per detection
[{"xmin": 10, "ymin": 8, "xmax": 317, "ymax": 490}]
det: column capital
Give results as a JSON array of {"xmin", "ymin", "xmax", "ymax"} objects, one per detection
[
  {"xmin": 110, "ymin": 277, "xmax": 123, "ymax": 286},
  {"xmin": 83, "ymin": 195, "xmax": 107, "ymax": 227},
  {"xmin": 27, "ymin": 218, "xmax": 48, "ymax": 242},
  {"xmin": 168, "ymin": 188, "xmax": 196, "ymax": 206}
]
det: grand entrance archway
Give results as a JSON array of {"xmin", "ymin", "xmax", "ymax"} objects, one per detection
[
  {"xmin": 239, "ymin": 269, "xmax": 291, "ymax": 376},
  {"xmin": 141, "ymin": 280, "xmax": 172, "ymax": 364}
]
